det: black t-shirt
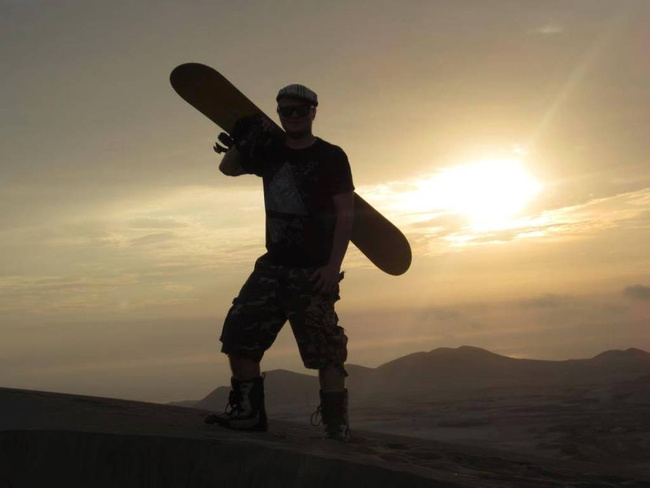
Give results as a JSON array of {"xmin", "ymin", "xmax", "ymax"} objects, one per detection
[{"xmin": 242, "ymin": 138, "xmax": 355, "ymax": 267}]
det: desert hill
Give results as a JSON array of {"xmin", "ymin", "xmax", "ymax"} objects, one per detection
[
  {"xmin": 184, "ymin": 346, "xmax": 650, "ymax": 473},
  {"xmin": 2, "ymin": 387, "xmax": 648, "ymax": 487},
  {"xmin": 375, "ymin": 345, "xmax": 650, "ymax": 383},
  {"xmin": 189, "ymin": 346, "xmax": 650, "ymax": 412}
]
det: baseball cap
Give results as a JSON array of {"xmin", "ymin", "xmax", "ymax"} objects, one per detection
[{"xmin": 276, "ymin": 84, "xmax": 318, "ymax": 106}]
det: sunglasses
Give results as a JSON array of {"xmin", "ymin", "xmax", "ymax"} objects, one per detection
[{"xmin": 277, "ymin": 105, "xmax": 313, "ymax": 117}]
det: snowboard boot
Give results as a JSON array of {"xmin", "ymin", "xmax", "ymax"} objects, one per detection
[
  {"xmin": 205, "ymin": 376, "xmax": 268, "ymax": 431},
  {"xmin": 311, "ymin": 389, "xmax": 350, "ymax": 441}
]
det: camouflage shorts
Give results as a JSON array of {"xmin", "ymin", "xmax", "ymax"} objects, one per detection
[{"xmin": 220, "ymin": 256, "xmax": 348, "ymax": 373}]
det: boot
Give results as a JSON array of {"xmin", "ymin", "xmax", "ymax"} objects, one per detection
[
  {"xmin": 205, "ymin": 376, "xmax": 268, "ymax": 431},
  {"xmin": 311, "ymin": 389, "xmax": 350, "ymax": 441}
]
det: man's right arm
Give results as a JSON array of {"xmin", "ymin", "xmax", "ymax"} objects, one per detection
[{"xmin": 219, "ymin": 147, "xmax": 247, "ymax": 176}]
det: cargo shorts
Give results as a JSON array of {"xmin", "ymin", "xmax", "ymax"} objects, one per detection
[{"xmin": 220, "ymin": 256, "xmax": 348, "ymax": 374}]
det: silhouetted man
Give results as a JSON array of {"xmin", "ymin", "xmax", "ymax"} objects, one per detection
[{"xmin": 206, "ymin": 84, "xmax": 355, "ymax": 440}]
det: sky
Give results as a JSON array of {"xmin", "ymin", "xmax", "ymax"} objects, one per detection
[{"xmin": 1, "ymin": 0, "xmax": 649, "ymax": 403}]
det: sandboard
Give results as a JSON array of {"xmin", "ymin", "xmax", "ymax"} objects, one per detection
[{"xmin": 170, "ymin": 63, "xmax": 411, "ymax": 275}]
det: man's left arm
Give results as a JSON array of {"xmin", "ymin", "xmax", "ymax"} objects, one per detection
[{"xmin": 311, "ymin": 191, "xmax": 355, "ymax": 293}]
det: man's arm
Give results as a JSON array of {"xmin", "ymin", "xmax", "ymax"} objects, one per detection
[
  {"xmin": 220, "ymin": 117, "xmax": 278, "ymax": 177},
  {"xmin": 311, "ymin": 191, "xmax": 355, "ymax": 293},
  {"xmin": 328, "ymin": 191, "xmax": 355, "ymax": 270},
  {"xmin": 219, "ymin": 147, "xmax": 247, "ymax": 176}
]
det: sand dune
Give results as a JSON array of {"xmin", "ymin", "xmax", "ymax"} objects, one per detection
[
  {"xmin": 2, "ymin": 387, "xmax": 648, "ymax": 487},
  {"xmin": 187, "ymin": 346, "xmax": 650, "ymax": 474}
]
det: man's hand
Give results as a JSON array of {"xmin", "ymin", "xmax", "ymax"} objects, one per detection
[
  {"xmin": 229, "ymin": 115, "xmax": 279, "ymax": 161},
  {"xmin": 310, "ymin": 264, "xmax": 342, "ymax": 294},
  {"xmin": 261, "ymin": 118, "xmax": 275, "ymax": 133}
]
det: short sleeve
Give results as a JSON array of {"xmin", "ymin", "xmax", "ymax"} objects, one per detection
[{"xmin": 324, "ymin": 147, "xmax": 355, "ymax": 195}]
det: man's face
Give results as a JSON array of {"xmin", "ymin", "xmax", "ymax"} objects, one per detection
[{"xmin": 277, "ymin": 98, "xmax": 316, "ymax": 137}]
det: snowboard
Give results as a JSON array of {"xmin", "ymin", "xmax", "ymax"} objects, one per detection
[{"xmin": 170, "ymin": 63, "xmax": 411, "ymax": 275}]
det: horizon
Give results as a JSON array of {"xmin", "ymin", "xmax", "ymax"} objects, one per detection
[
  {"xmin": 2, "ymin": 0, "xmax": 649, "ymax": 403},
  {"xmin": 4, "ymin": 344, "xmax": 649, "ymax": 404}
]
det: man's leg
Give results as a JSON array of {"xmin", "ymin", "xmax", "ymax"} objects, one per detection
[
  {"xmin": 229, "ymin": 354, "xmax": 261, "ymax": 381},
  {"xmin": 319, "ymin": 364, "xmax": 345, "ymax": 391},
  {"xmin": 316, "ymin": 364, "xmax": 349, "ymax": 441},
  {"xmin": 317, "ymin": 363, "xmax": 350, "ymax": 439},
  {"xmin": 205, "ymin": 354, "xmax": 267, "ymax": 431},
  {"xmin": 209, "ymin": 258, "xmax": 286, "ymax": 431},
  {"xmin": 297, "ymin": 313, "xmax": 350, "ymax": 440},
  {"xmin": 285, "ymin": 267, "xmax": 350, "ymax": 440}
]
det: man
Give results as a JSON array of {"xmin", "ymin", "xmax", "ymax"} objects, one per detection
[{"xmin": 206, "ymin": 84, "xmax": 355, "ymax": 440}]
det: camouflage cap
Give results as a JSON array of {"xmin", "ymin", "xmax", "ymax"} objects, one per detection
[{"xmin": 276, "ymin": 84, "xmax": 318, "ymax": 106}]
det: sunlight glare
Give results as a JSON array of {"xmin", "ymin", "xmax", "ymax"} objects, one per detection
[{"xmin": 403, "ymin": 159, "xmax": 542, "ymax": 231}]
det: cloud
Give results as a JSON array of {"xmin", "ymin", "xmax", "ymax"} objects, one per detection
[
  {"xmin": 409, "ymin": 213, "xmax": 468, "ymax": 232},
  {"xmin": 418, "ymin": 307, "xmax": 463, "ymax": 322},
  {"xmin": 130, "ymin": 232, "xmax": 177, "ymax": 246},
  {"xmin": 623, "ymin": 285, "xmax": 650, "ymax": 301},
  {"xmin": 0, "ymin": 182, "xmax": 273, "ymax": 319},
  {"xmin": 0, "ymin": 274, "xmax": 138, "ymax": 313},
  {"xmin": 0, "ymin": 273, "xmax": 199, "ymax": 314},
  {"xmin": 363, "ymin": 183, "xmax": 650, "ymax": 257},
  {"xmin": 530, "ymin": 23, "xmax": 565, "ymax": 35},
  {"xmin": 415, "ymin": 306, "xmax": 485, "ymax": 336},
  {"xmin": 518, "ymin": 294, "xmax": 573, "ymax": 309},
  {"xmin": 128, "ymin": 218, "xmax": 190, "ymax": 230}
]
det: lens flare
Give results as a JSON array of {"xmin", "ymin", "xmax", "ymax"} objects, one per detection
[{"xmin": 400, "ymin": 159, "xmax": 542, "ymax": 231}]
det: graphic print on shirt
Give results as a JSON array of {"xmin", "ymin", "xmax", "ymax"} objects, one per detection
[{"xmin": 265, "ymin": 161, "xmax": 308, "ymax": 246}]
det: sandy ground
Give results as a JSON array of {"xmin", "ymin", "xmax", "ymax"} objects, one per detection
[
  {"xmin": 2, "ymin": 387, "xmax": 649, "ymax": 487},
  {"xmin": 270, "ymin": 380, "xmax": 650, "ymax": 476}
]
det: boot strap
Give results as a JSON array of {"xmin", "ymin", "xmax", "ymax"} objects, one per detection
[{"xmin": 310, "ymin": 405, "xmax": 323, "ymax": 426}]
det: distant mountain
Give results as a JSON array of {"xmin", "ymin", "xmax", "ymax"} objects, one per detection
[
  {"xmin": 176, "ymin": 346, "xmax": 650, "ymax": 412},
  {"xmin": 591, "ymin": 347, "xmax": 650, "ymax": 363},
  {"xmin": 194, "ymin": 369, "xmax": 321, "ymax": 413},
  {"xmin": 372, "ymin": 346, "xmax": 650, "ymax": 388},
  {"xmin": 374, "ymin": 346, "xmax": 521, "ymax": 384}
]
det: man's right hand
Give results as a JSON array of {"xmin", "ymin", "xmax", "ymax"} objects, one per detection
[{"xmin": 229, "ymin": 115, "xmax": 278, "ymax": 163}]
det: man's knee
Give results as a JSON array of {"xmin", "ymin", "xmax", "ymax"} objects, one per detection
[{"xmin": 318, "ymin": 362, "xmax": 348, "ymax": 376}]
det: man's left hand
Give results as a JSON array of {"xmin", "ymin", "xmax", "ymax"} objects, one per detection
[{"xmin": 310, "ymin": 264, "xmax": 341, "ymax": 294}]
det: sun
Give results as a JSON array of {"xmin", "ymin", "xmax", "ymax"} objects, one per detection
[{"xmin": 402, "ymin": 158, "xmax": 542, "ymax": 231}]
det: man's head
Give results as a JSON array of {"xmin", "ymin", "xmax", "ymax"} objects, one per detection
[{"xmin": 276, "ymin": 84, "xmax": 317, "ymax": 139}]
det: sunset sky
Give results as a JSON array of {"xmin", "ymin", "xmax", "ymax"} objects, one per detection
[{"xmin": 1, "ymin": 0, "xmax": 649, "ymax": 403}]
